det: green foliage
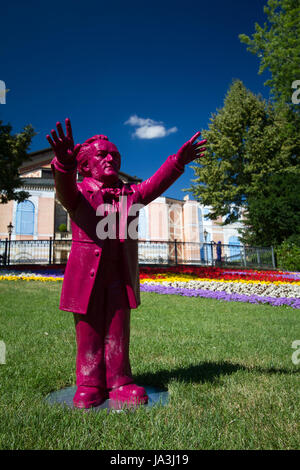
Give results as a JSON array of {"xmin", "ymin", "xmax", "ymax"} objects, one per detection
[
  {"xmin": 189, "ymin": 0, "xmax": 300, "ymax": 250},
  {"xmin": 239, "ymin": 0, "xmax": 300, "ymax": 112},
  {"xmin": 58, "ymin": 223, "xmax": 67, "ymax": 233},
  {"xmin": 275, "ymin": 239, "xmax": 300, "ymax": 271},
  {"xmin": 284, "ymin": 232, "xmax": 300, "ymax": 246},
  {"xmin": 0, "ymin": 120, "xmax": 36, "ymax": 204},
  {"xmin": 238, "ymin": 169, "xmax": 300, "ymax": 246},
  {"xmin": 188, "ymin": 80, "xmax": 300, "ymax": 246},
  {"xmin": 189, "ymin": 81, "xmax": 293, "ymax": 219}
]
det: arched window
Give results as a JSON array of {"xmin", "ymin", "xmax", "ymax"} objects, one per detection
[{"xmin": 16, "ymin": 200, "xmax": 35, "ymax": 235}]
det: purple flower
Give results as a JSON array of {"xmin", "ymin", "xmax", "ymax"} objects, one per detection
[{"xmin": 140, "ymin": 284, "xmax": 300, "ymax": 309}]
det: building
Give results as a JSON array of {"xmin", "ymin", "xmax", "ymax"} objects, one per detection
[
  {"xmin": 0, "ymin": 148, "xmax": 244, "ymax": 264},
  {"xmin": 0, "ymin": 147, "xmax": 142, "ymax": 241}
]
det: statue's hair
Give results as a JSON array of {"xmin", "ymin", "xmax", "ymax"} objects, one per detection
[{"xmin": 76, "ymin": 134, "xmax": 109, "ymax": 177}]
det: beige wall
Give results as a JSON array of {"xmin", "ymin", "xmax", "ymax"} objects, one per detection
[
  {"xmin": 183, "ymin": 202, "xmax": 199, "ymax": 243},
  {"xmin": 38, "ymin": 197, "xmax": 54, "ymax": 235},
  {"xmin": 145, "ymin": 198, "xmax": 242, "ymax": 250},
  {"xmin": 212, "ymin": 233, "xmax": 225, "ymax": 244},
  {"xmin": 15, "ymin": 235, "xmax": 33, "ymax": 240},
  {"xmin": 148, "ymin": 202, "xmax": 169, "ymax": 240},
  {"xmin": 0, "ymin": 201, "xmax": 14, "ymax": 238}
]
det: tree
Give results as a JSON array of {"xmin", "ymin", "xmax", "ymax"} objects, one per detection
[
  {"xmin": 237, "ymin": 169, "xmax": 300, "ymax": 246},
  {"xmin": 187, "ymin": 80, "xmax": 299, "ymax": 244},
  {"xmin": 238, "ymin": 0, "xmax": 300, "ymax": 246},
  {"xmin": 239, "ymin": 0, "xmax": 300, "ymax": 112},
  {"xmin": 189, "ymin": 0, "xmax": 300, "ymax": 247},
  {"xmin": 0, "ymin": 120, "xmax": 35, "ymax": 204}
]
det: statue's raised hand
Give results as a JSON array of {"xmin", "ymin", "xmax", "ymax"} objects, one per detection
[
  {"xmin": 176, "ymin": 131, "xmax": 207, "ymax": 166},
  {"xmin": 46, "ymin": 118, "xmax": 81, "ymax": 165}
]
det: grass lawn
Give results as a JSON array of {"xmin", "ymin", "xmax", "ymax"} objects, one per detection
[{"xmin": 0, "ymin": 280, "xmax": 299, "ymax": 450}]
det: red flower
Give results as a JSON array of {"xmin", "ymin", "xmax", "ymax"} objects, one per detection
[{"xmin": 139, "ymin": 265, "xmax": 296, "ymax": 283}]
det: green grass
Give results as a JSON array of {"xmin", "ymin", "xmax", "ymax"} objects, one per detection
[{"xmin": 0, "ymin": 280, "xmax": 299, "ymax": 450}]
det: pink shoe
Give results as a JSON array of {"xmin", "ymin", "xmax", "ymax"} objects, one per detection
[
  {"xmin": 109, "ymin": 384, "xmax": 148, "ymax": 405},
  {"xmin": 73, "ymin": 386, "xmax": 107, "ymax": 409}
]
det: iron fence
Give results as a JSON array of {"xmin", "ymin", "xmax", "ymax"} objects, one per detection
[
  {"xmin": 0, "ymin": 238, "xmax": 276, "ymax": 269},
  {"xmin": 138, "ymin": 240, "xmax": 276, "ymax": 268}
]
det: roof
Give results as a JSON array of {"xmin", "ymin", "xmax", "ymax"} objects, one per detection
[
  {"xmin": 21, "ymin": 178, "xmax": 55, "ymax": 188},
  {"xmin": 19, "ymin": 147, "xmax": 142, "ymax": 184}
]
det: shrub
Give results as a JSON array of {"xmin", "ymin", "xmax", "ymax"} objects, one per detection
[
  {"xmin": 275, "ymin": 237, "xmax": 300, "ymax": 271},
  {"xmin": 58, "ymin": 223, "xmax": 67, "ymax": 233}
]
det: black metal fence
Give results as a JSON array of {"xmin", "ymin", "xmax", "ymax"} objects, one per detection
[
  {"xmin": 0, "ymin": 238, "xmax": 276, "ymax": 269},
  {"xmin": 138, "ymin": 240, "xmax": 276, "ymax": 268}
]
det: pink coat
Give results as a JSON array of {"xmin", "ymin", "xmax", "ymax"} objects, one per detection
[{"xmin": 52, "ymin": 154, "xmax": 184, "ymax": 314}]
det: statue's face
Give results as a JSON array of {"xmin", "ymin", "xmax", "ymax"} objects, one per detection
[{"xmin": 87, "ymin": 140, "xmax": 121, "ymax": 184}]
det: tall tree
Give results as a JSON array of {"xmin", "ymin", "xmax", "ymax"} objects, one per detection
[
  {"xmin": 239, "ymin": 0, "xmax": 300, "ymax": 112},
  {"xmin": 0, "ymin": 120, "xmax": 35, "ymax": 204},
  {"xmin": 190, "ymin": 0, "xmax": 300, "ymax": 247},
  {"xmin": 238, "ymin": 169, "xmax": 300, "ymax": 246},
  {"xmin": 188, "ymin": 80, "xmax": 298, "ymax": 244}
]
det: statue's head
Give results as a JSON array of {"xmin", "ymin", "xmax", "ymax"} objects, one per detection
[{"xmin": 77, "ymin": 135, "xmax": 121, "ymax": 185}]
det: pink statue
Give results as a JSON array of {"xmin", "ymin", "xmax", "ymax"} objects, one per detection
[{"xmin": 47, "ymin": 118, "xmax": 207, "ymax": 408}]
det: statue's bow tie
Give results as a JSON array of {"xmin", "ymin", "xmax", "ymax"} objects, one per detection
[{"xmin": 101, "ymin": 187, "xmax": 122, "ymax": 202}]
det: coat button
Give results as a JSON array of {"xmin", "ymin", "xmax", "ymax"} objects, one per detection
[
  {"xmin": 90, "ymin": 270, "xmax": 95, "ymax": 277},
  {"xmin": 94, "ymin": 250, "xmax": 100, "ymax": 257}
]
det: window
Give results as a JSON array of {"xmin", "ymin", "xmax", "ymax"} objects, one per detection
[{"xmin": 16, "ymin": 200, "xmax": 35, "ymax": 235}]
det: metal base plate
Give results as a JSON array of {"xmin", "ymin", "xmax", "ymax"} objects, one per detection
[{"xmin": 45, "ymin": 385, "xmax": 169, "ymax": 413}]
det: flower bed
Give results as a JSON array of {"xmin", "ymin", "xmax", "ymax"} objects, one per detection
[
  {"xmin": 1, "ymin": 266, "xmax": 299, "ymax": 309},
  {"xmin": 0, "ymin": 271, "xmax": 64, "ymax": 282},
  {"xmin": 139, "ymin": 266, "xmax": 300, "ymax": 309}
]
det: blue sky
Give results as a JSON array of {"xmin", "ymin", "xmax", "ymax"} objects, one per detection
[{"xmin": 1, "ymin": 0, "xmax": 270, "ymax": 200}]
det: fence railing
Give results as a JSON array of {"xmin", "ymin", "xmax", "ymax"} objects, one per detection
[{"xmin": 0, "ymin": 238, "xmax": 277, "ymax": 269}]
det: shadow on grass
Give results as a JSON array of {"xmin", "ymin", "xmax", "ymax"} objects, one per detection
[{"xmin": 135, "ymin": 361, "xmax": 298, "ymax": 390}]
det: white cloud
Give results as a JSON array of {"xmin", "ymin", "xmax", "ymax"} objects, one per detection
[
  {"xmin": 134, "ymin": 125, "xmax": 177, "ymax": 139},
  {"xmin": 125, "ymin": 114, "xmax": 178, "ymax": 139}
]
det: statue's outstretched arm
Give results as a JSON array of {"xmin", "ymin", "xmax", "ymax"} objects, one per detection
[{"xmin": 137, "ymin": 132, "xmax": 207, "ymax": 205}]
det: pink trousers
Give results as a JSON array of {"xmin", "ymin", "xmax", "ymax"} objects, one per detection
[{"xmin": 73, "ymin": 257, "xmax": 133, "ymax": 391}]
